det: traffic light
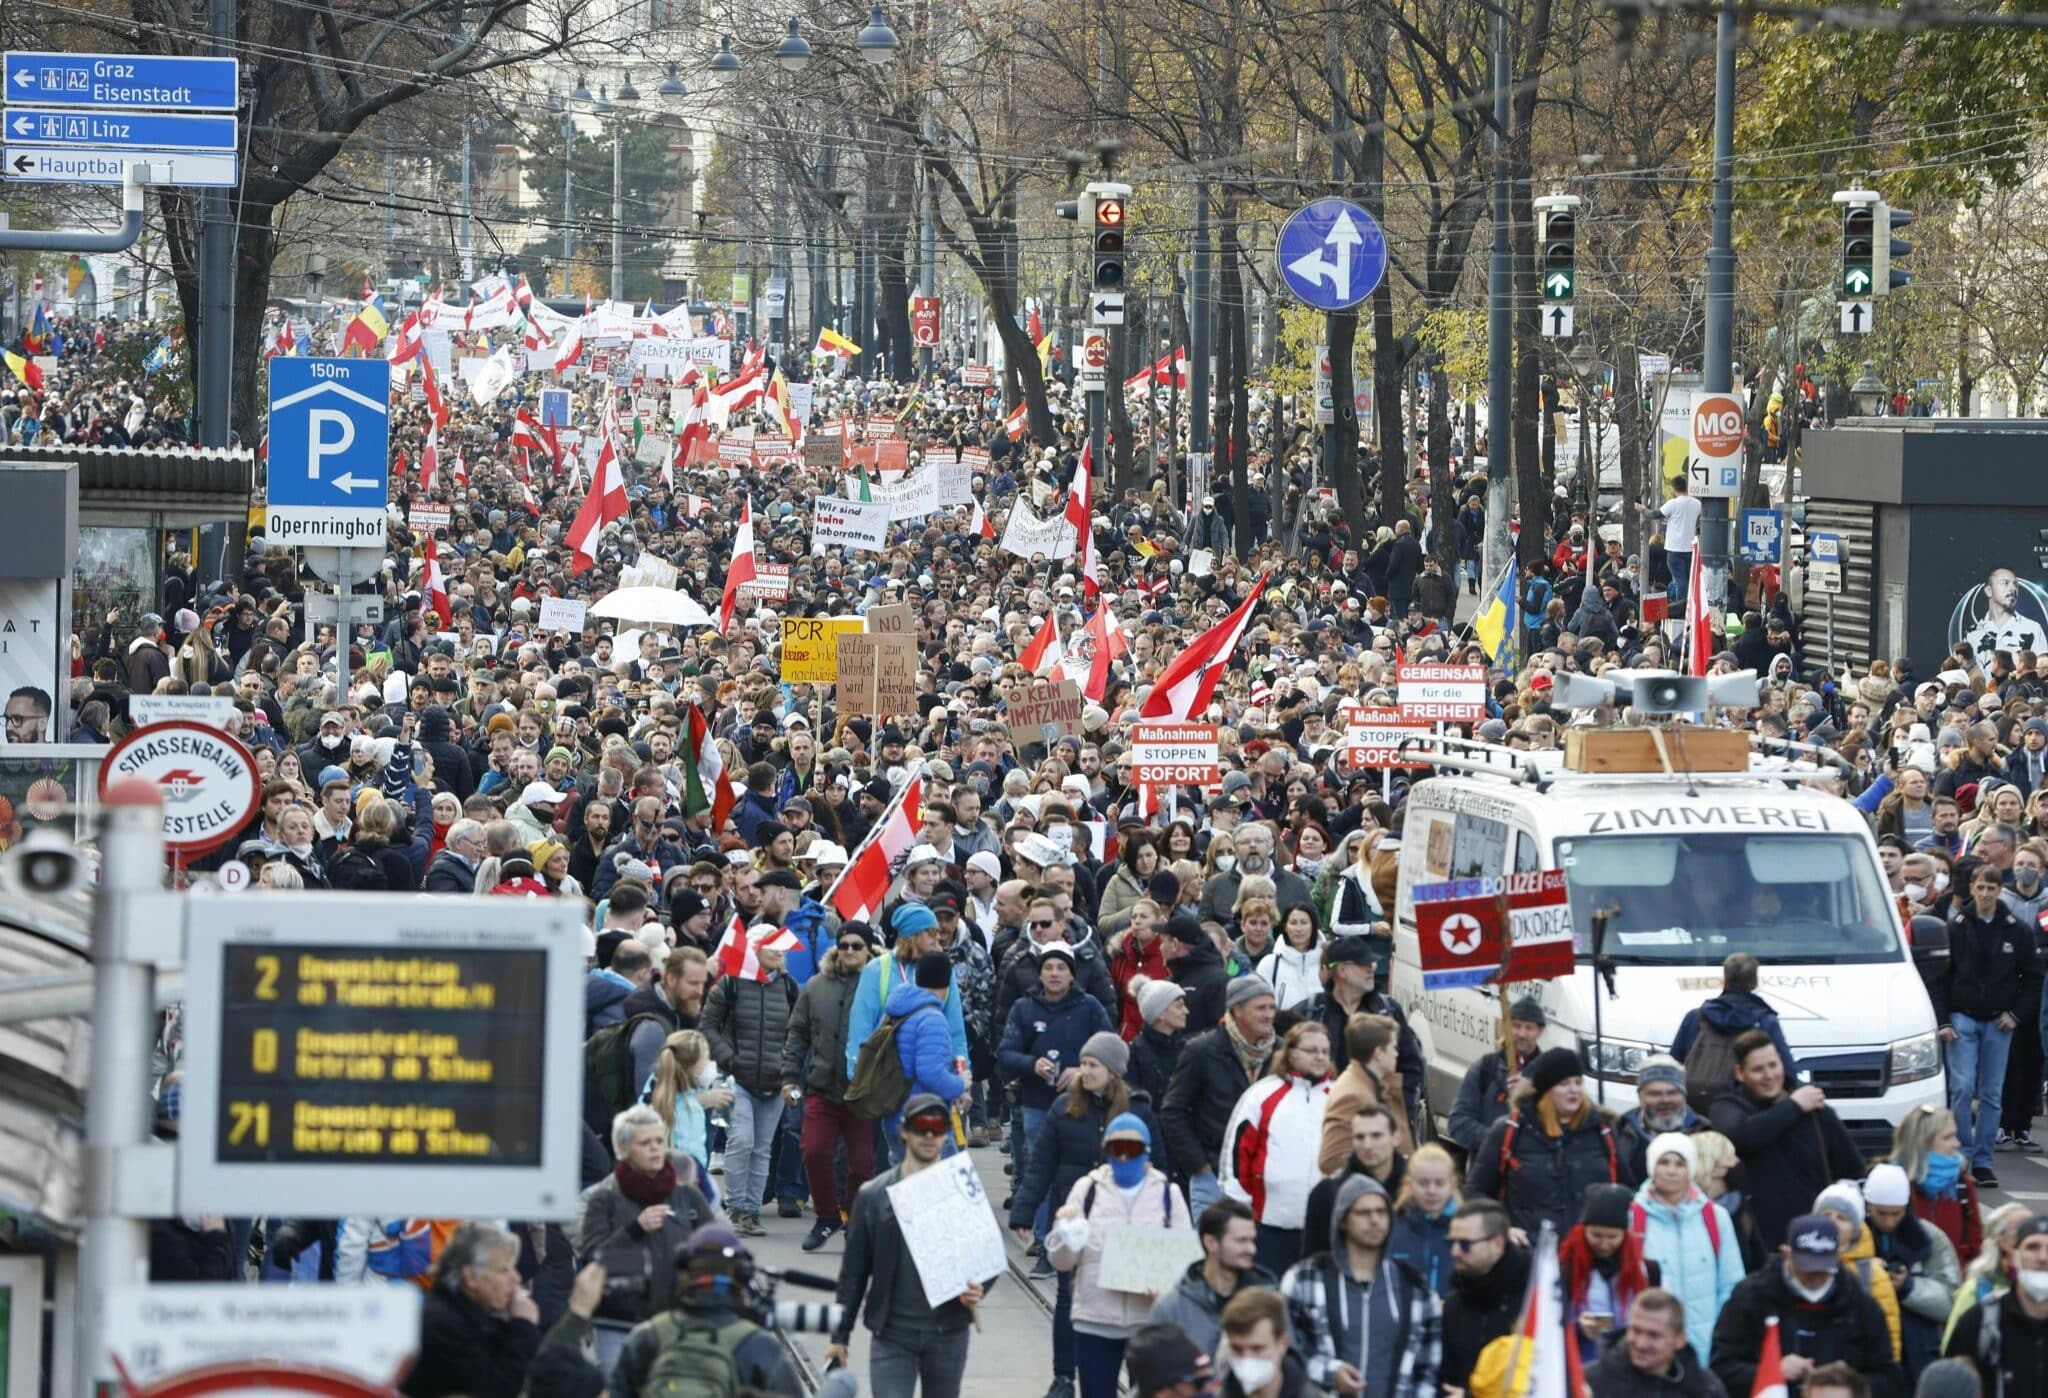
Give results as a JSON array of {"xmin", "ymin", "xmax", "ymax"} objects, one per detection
[
  {"xmin": 1053, "ymin": 193, "xmax": 1096, "ymax": 227},
  {"xmin": 1874, "ymin": 200, "xmax": 1913, "ymax": 297},
  {"xmin": 1533, "ymin": 192, "xmax": 1581, "ymax": 302},
  {"xmin": 1840, "ymin": 198, "xmax": 1875, "ymax": 299},
  {"xmin": 1089, "ymin": 181, "xmax": 1131, "ymax": 291}
]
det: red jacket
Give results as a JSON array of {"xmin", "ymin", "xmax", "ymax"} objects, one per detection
[
  {"xmin": 1109, "ymin": 934, "xmax": 1169, "ymax": 1040},
  {"xmin": 1913, "ymin": 1177, "xmax": 1982, "ymax": 1262}
]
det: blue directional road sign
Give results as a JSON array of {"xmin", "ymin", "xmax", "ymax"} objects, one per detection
[
  {"xmin": 265, "ymin": 358, "xmax": 391, "ymax": 549},
  {"xmin": 3, "ymin": 53, "xmax": 239, "ymax": 110},
  {"xmin": 539, "ymin": 388, "xmax": 572, "ymax": 428},
  {"xmin": 4, "ymin": 107, "xmax": 236, "ymax": 149},
  {"xmin": 1738, "ymin": 508, "xmax": 1784, "ymax": 565},
  {"xmin": 1276, "ymin": 198, "xmax": 1388, "ymax": 311}
]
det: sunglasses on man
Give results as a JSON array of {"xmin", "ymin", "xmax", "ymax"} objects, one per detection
[{"xmin": 903, "ymin": 1112, "xmax": 951, "ymax": 1138}]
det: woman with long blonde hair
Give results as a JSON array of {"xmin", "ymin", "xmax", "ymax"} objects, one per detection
[
  {"xmin": 1388, "ymin": 1142, "xmax": 1462, "ymax": 1296},
  {"xmin": 644, "ymin": 1029, "xmax": 733, "ymax": 1195}
]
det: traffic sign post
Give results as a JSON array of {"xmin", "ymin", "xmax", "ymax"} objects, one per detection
[
  {"xmin": 4, "ymin": 53, "xmax": 239, "ymax": 109},
  {"xmin": 1276, "ymin": 198, "xmax": 1388, "ymax": 311},
  {"xmin": 5, "ymin": 107, "xmax": 235, "ymax": 147},
  {"xmin": 4, "ymin": 52, "xmax": 240, "ymax": 190},
  {"xmin": 1540, "ymin": 305, "xmax": 1575, "ymax": 339},
  {"xmin": 1840, "ymin": 300, "xmax": 1872, "ymax": 335},
  {"xmin": 264, "ymin": 357, "xmax": 391, "ymax": 548},
  {"xmin": 1687, "ymin": 393, "xmax": 1744, "ymax": 498},
  {"xmin": 1080, "ymin": 330, "xmax": 1108, "ymax": 391},
  {"xmin": 1090, "ymin": 292, "xmax": 1125, "ymax": 326},
  {"xmin": 1738, "ymin": 509, "xmax": 1784, "ymax": 565},
  {"xmin": 1809, "ymin": 531, "xmax": 1845, "ymax": 668}
]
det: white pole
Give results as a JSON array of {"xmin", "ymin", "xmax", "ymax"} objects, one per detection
[{"xmin": 76, "ymin": 780, "xmax": 166, "ymax": 1389}]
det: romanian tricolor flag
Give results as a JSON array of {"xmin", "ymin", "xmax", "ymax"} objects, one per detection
[
  {"xmin": 815, "ymin": 326, "xmax": 861, "ymax": 359},
  {"xmin": 342, "ymin": 285, "xmax": 391, "ymax": 356}
]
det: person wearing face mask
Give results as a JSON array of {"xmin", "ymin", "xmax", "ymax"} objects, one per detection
[
  {"xmin": 1044, "ymin": 1114, "xmax": 1191, "ymax": 1398},
  {"xmin": 1862, "ymin": 1162, "xmax": 1960, "ymax": 1386},
  {"xmin": 1709, "ymin": 1212, "xmax": 1901, "ymax": 1398},
  {"xmin": 1214, "ymin": 1290, "xmax": 1312, "ymax": 1398},
  {"xmin": 1810, "ymin": 1182, "xmax": 1903, "ymax": 1366},
  {"xmin": 1198, "ymin": 825, "xmax": 1312, "ymax": 932},
  {"xmin": 1943, "ymin": 1215, "xmax": 2048, "ymax": 1395},
  {"xmin": 2000, "ymin": 840, "xmax": 2048, "ymax": 1151},
  {"xmin": 1932, "ymin": 860, "xmax": 2041, "ymax": 1189},
  {"xmin": 1279, "ymin": 1174, "xmax": 1440, "ymax": 1398}
]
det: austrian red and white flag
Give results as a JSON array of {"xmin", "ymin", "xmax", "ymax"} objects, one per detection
[
  {"xmin": 552, "ymin": 321, "xmax": 585, "ymax": 375},
  {"xmin": 1686, "ymin": 545, "xmax": 1711, "ymax": 678},
  {"xmin": 1508, "ymin": 1225, "xmax": 1584, "ymax": 1398},
  {"xmin": 421, "ymin": 357, "xmax": 450, "ymax": 429},
  {"xmin": 1067, "ymin": 439, "xmax": 1099, "ymax": 599},
  {"xmin": 1019, "ymin": 608, "xmax": 1065, "ymax": 677},
  {"xmin": 1749, "ymin": 1317, "xmax": 1787, "ymax": 1398},
  {"xmin": 714, "ymin": 917, "xmax": 801, "ymax": 983},
  {"xmin": 1138, "ymin": 571, "xmax": 1271, "ymax": 720},
  {"xmin": 422, "ymin": 533, "xmax": 452, "ymax": 626},
  {"xmin": 419, "ymin": 426, "xmax": 440, "ymax": 493},
  {"xmin": 826, "ymin": 772, "xmax": 925, "ymax": 923},
  {"xmin": 451, "ymin": 448, "xmax": 468, "ymax": 488},
  {"xmin": 1003, "ymin": 400, "xmax": 1028, "ymax": 441},
  {"xmin": 673, "ymin": 382, "xmax": 712, "ymax": 471},
  {"xmin": 564, "ymin": 422, "xmax": 628, "ymax": 574},
  {"xmin": 719, "ymin": 497, "xmax": 758, "ymax": 634},
  {"xmin": 969, "ymin": 500, "xmax": 995, "ymax": 541},
  {"xmin": 1080, "ymin": 604, "xmax": 1126, "ymax": 702},
  {"xmin": 388, "ymin": 310, "xmax": 423, "ymax": 366}
]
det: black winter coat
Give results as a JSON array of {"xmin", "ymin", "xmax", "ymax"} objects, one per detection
[
  {"xmin": 1936, "ymin": 900, "xmax": 2041, "ymax": 1021},
  {"xmin": 1008, "ymin": 1089, "xmax": 1164, "ymax": 1229},
  {"xmin": 1465, "ymin": 1106, "xmax": 1634, "ymax": 1239},
  {"xmin": 782, "ymin": 952, "xmax": 864, "ymax": 1100},
  {"xmin": 149, "ymin": 1218, "xmax": 235, "ymax": 1280},
  {"xmin": 1442, "ymin": 1244, "xmax": 1533, "ymax": 1389},
  {"xmin": 1127, "ymin": 1024, "xmax": 1186, "ymax": 1105},
  {"xmin": 1586, "ymin": 1342, "xmax": 1729, "ymax": 1398},
  {"xmin": 423, "ymin": 849, "xmax": 477, "ymax": 894},
  {"xmin": 1160, "ymin": 1025, "xmax": 1257, "ymax": 1178},
  {"xmin": 1706, "ymin": 1087, "xmax": 1863, "ymax": 1250},
  {"xmin": 1710, "ymin": 1264, "xmax": 1901, "ymax": 1398},
  {"xmin": 416, "ymin": 706, "xmax": 476, "ymax": 801},
  {"xmin": 399, "ymin": 1290, "xmax": 540, "ymax": 1397},
  {"xmin": 1168, "ymin": 940, "xmax": 1231, "ymax": 1031}
]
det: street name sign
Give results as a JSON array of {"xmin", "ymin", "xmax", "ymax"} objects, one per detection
[
  {"xmin": 265, "ymin": 357, "xmax": 391, "ymax": 547},
  {"xmin": 4, "ymin": 146, "xmax": 234, "ymax": 184},
  {"xmin": 1277, "ymin": 198, "xmax": 1387, "ymax": 311}
]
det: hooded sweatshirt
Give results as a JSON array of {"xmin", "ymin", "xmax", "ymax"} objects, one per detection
[{"xmin": 1278, "ymin": 1174, "xmax": 1440, "ymax": 1398}]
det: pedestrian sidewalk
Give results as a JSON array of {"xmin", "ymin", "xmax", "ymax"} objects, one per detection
[{"xmin": 745, "ymin": 1141, "xmax": 1057, "ymax": 1396}]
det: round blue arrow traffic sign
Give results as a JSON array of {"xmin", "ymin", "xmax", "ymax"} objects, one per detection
[{"xmin": 1276, "ymin": 198, "xmax": 1387, "ymax": 311}]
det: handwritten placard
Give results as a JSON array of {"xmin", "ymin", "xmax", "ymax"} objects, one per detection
[
  {"xmin": 1095, "ymin": 1222, "xmax": 1202, "ymax": 1297},
  {"xmin": 886, "ymin": 1153, "xmax": 1009, "ymax": 1308},
  {"xmin": 537, "ymin": 597, "xmax": 588, "ymax": 632}
]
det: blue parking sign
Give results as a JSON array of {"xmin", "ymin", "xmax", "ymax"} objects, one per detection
[
  {"xmin": 1738, "ymin": 509, "xmax": 1783, "ymax": 565},
  {"xmin": 265, "ymin": 357, "xmax": 390, "ymax": 547}
]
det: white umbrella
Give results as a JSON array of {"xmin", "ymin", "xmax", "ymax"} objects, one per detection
[{"xmin": 588, "ymin": 586, "xmax": 715, "ymax": 628}]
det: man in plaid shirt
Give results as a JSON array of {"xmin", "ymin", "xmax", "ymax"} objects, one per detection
[{"xmin": 1279, "ymin": 1175, "xmax": 1441, "ymax": 1398}]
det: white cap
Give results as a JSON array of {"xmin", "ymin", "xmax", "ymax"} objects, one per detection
[
  {"xmin": 967, "ymin": 851, "xmax": 1003, "ymax": 881},
  {"xmin": 517, "ymin": 780, "xmax": 569, "ymax": 807},
  {"xmin": 903, "ymin": 844, "xmax": 945, "ymax": 869},
  {"xmin": 1016, "ymin": 832, "xmax": 1064, "ymax": 869},
  {"xmin": 803, "ymin": 840, "xmax": 850, "ymax": 868}
]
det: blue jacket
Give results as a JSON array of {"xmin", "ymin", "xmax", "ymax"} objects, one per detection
[
  {"xmin": 997, "ymin": 985, "xmax": 1115, "ymax": 1112},
  {"xmin": 780, "ymin": 896, "xmax": 832, "ymax": 986},
  {"xmin": 732, "ymin": 789, "xmax": 781, "ymax": 843},
  {"xmin": 845, "ymin": 953, "xmax": 967, "ymax": 1079},
  {"xmin": 1008, "ymin": 1089, "xmax": 1164, "ymax": 1230},
  {"xmin": 1631, "ymin": 1182, "xmax": 1743, "ymax": 1344},
  {"xmin": 585, "ymin": 969, "xmax": 636, "ymax": 1034},
  {"xmin": 1388, "ymin": 1203, "xmax": 1457, "ymax": 1297},
  {"xmin": 885, "ymin": 981, "xmax": 966, "ymax": 1102},
  {"xmin": 1671, "ymin": 990, "xmax": 1799, "ymax": 1079}
]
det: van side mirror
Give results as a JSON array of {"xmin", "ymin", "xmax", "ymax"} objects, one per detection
[{"xmin": 1909, "ymin": 913, "xmax": 1948, "ymax": 996}]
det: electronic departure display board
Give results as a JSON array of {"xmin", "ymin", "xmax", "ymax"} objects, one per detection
[{"xmin": 177, "ymin": 896, "xmax": 582, "ymax": 1219}]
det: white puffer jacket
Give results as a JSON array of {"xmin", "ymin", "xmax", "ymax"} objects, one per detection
[{"xmin": 1219, "ymin": 1073, "xmax": 1332, "ymax": 1230}]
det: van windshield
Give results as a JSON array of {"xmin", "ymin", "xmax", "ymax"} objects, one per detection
[{"xmin": 1552, "ymin": 832, "xmax": 1901, "ymax": 965}]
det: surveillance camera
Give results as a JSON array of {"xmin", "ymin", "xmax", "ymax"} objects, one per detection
[{"xmin": 0, "ymin": 828, "xmax": 88, "ymax": 900}]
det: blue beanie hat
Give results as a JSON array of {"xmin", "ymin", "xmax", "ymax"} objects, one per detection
[
  {"xmin": 893, "ymin": 902, "xmax": 939, "ymax": 938},
  {"xmin": 1103, "ymin": 1112, "xmax": 1151, "ymax": 1149}
]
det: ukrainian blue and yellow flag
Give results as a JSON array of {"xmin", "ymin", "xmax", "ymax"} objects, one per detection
[{"xmin": 1473, "ymin": 558, "xmax": 1518, "ymax": 668}]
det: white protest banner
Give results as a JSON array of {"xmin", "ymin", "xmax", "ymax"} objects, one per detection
[
  {"xmin": 423, "ymin": 330, "xmax": 453, "ymax": 375},
  {"xmin": 1096, "ymin": 1224, "xmax": 1204, "ymax": 1297},
  {"xmin": 870, "ymin": 470, "xmax": 941, "ymax": 521},
  {"xmin": 960, "ymin": 364, "xmax": 993, "ymax": 386},
  {"xmin": 470, "ymin": 347, "xmax": 522, "ymax": 405},
  {"xmin": 1130, "ymin": 722, "xmax": 1221, "ymax": 786},
  {"xmin": 1396, "ymin": 662, "xmax": 1488, "ymax": 723},
  {"xmin": 719, "ymin": 438, "xmax": 756, "ymax": 466},
  {"xmin": 811, "ymin": 496, "xmax": 892, "ymax": 553},
  {"xmin": 1189, "ymin": 548, "xmax": 1214, "ymax": 578},
  {"xmin": 886, "ymin": 1151, "xmax": 1008, "ymax": 1307},
  {"xmin": 934, "ymin": 456, "xmax": 974, "ymax": 508},
  {"xmin": 956, "ymin": 446, "xmax": 991, "ymax": 474},
  {"xmin": 636, "ymin": 433, "xmax": 671, "ymax": 467},
  {"xmin": 537, "ymin": 597, "xmax": 588, "ymax": 633},
  {"xmin": 690, "ymin": 337, "xmax": 732, "ymax": 373},
  {"xmin": 788, "ymin": 381, "xmax": 815, "ymax": 425},
  {"xmin": 630, "ymin": 338, "xmax": 693, "ymax": 378},
  {"xmin": 633, "ymin": 551, "xmax": 680, "ymax": 589},
  {"xmin": 737, "ymin": 562, "xmax": 791, "ymax": 601},
  {"xmin": 409, "ymin": 505, "xmax": 452, "ymax": 534},
  {"xmin": 456, "ymin": 355, "xmax": 490, "ymax": 387},
  {"xmin": 1000, "ymin": 502, "xmax": 1077, "ymax": 561}
]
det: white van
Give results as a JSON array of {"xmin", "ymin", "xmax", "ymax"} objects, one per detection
[{"xmin": 1388, "ymin": 742, "xmax": 1944, "ymax": 1158}]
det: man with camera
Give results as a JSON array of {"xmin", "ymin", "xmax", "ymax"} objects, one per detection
[{"xmin": 605, "ymin": 1221, "xmax": 804, "ymax": 1398}]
